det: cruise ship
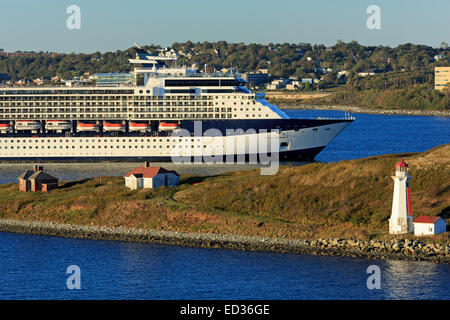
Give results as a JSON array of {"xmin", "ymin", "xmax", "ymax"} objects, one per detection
[{"xmin": 0, "ymin": 45, "xmax": 354, "ymax": 162}]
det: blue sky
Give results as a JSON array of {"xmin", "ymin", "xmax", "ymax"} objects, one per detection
[{"xmin": 0, "ymin": 0, "xmax": 449, "ymax": 53}]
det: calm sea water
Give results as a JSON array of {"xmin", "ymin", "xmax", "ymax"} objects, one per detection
[
  {"xmin": 0, "ymin": 110, "xmax": 449, "ymax": 299},
  {"xmin": 285, "ymin": 109, "xmax": 450, "ymax": 162},
  {"xmin": 0, "ymin": 110, "xmax": 449, "ymax": 184},
  {"xmin": 0, "ymin": 232, "xmax": 448, "ymax": 300}
]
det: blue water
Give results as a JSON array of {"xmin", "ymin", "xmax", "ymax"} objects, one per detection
[
  {"xmin": 0, "ymin": 232, "xmax": 448, "ymax": 300},
  {"xmin": 284, "ymin": 109, "xmax": 450, "ymax": 162},
  {"xmin": 1, "ymin": 110, "xmax": 449, "ymax": 299}
]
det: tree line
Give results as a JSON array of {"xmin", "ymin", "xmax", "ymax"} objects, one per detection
[{"xmin": 1, "ymin": 40, "xmax": 448, "ymax": 81}]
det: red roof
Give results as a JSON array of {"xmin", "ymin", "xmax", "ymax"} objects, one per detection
[
  {"xmin": 395, "ymin": 159, "xmax": 408, "ymax": 168},
  {"xmin": 414, "ymin": 216, "xmax": 441, "ymax": 224},
  {"xmin": 124, "ymin": 166, "xmax": 179, "ymax": 179}
]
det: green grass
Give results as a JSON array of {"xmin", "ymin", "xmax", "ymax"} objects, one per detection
[{"xmin": 1, "ymin": 145, "xmax": 449, "ymax": 244}]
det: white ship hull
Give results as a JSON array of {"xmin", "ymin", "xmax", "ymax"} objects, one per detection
[{"xmin": 0, "ymin": 121, "xmax": 350, "ymax": 161}]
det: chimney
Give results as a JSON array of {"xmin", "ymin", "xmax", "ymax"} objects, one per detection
[{"xmin": 144, "ymin": 161, "xmax": 150, "ymax": 168}]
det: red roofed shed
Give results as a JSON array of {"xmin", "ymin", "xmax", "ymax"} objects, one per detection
[
  {"xmin": 124, "ymin": 162, "xmax": 179, "ymax": 190},
  {"xmin": 413, "ymin": 216, "xmax": 446, "ymax": 236}
]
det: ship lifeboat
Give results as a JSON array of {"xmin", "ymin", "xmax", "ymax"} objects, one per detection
[
  {"xmin": 76, "ymin": 122, "xmax": 99, "ymax": 132},
  {"xmin": 103, "ymin": 122, "xmax": 125, "ymax": 132},
  {"xmin": 129, "ymin": 121, "xmax": 150, "ymax": 132},
  {"xmin": 0, "ymin": 123, "xmax": 13, "ymax": 133},
  {"xmin": 158, "ymin": 122, "xmax": 179, "ymax": 131},
  {"xmin": 15, "ymin": 120, "xmax": 42, "ymax": 131},
  {"xmin": 45, "ymin": 120, "xmax": 72, "ymax": 131}
]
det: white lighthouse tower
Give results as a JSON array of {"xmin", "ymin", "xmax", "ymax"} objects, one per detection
[{"xmin": 389, "ymin": 159, "xmax": 414, "ymax": 234}]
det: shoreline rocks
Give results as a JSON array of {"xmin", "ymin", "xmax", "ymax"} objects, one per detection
[{"xmin": 0, "ymin": 219, "xmax": 448, "ymax": 264}]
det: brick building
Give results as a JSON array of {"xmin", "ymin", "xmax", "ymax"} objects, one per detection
[{"xmin": 18, "ymin": 165, "xmax": 58, "ymax": 192}]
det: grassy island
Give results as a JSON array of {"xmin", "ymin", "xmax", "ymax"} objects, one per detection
[{"xmin": 0, "ymin": 145, "xmax": 448, "ymax": 246}]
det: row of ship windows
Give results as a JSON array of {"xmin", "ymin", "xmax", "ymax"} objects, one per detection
[
  {"xmin": 1, "ymin": 138, "xmax": 202, "ymax": 143},
  {"xmin": 0, "ymin": 107, "xmax": 260, "ymax": 112},
  {"xmin": 0, "ymin": 90, "xmax": 134, "ymax": 95},
  {"xmin": 0, "ymin": 95, "xmax": 253, "ymax": 101},
  {"xmin": 2, "ymin": 102, "xmax": 215, "ymax": 107},
  {"xmin": 0, "ymin": 114, "xmax": 270, "ymax": 120},
  {"xmin": 0, "ymin": 145, "xmax": 208, "ymax": 149},
  {"xmin": 0, "ymin": 107, "xmax": 253, "ymax": 112},
  {"xmin": 0, "ymin": 94, "xmax": 212, "ymax": 100},
  {"xmin": 1, "ymin": 101, "xmax": 257, "ymax": 107}
]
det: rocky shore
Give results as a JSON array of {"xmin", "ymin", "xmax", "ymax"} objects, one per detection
[
  {"xmin": 0, "ymin": 219, "xmax": 448, "ymax": 264},
  {"xmin": 277, "ymin": 103, "xmax": 450, "ymax": 117}
]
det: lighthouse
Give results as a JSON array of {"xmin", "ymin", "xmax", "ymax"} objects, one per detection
[{"xmin": 389, "ymin": 159, "xmax": 414, "ymax": 234}]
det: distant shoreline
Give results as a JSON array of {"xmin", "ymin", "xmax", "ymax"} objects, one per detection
[
  {"xmin": 0, "ymin": 219, "xmax": 448, "ymax": 264},
  {"xmin": 278, "ymin": 103, "xmax": 450, "ymax": 117}
]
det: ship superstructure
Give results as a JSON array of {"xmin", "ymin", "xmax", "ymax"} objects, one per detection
[{"xmin": 0, "ymin": 46, "xmax": 354, "ymax": 161}]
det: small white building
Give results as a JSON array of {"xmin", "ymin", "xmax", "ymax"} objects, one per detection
[
  {"xmin": 413, "ymin": 216, "xmax": 447, "ymax": 236},
  {"xmin": 124, "ymin": 162, "xmax": 179, "ymax": 190},
  {"xmin": 266, "ymin": 83, "xmax": 280, "ymax": 90}
]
